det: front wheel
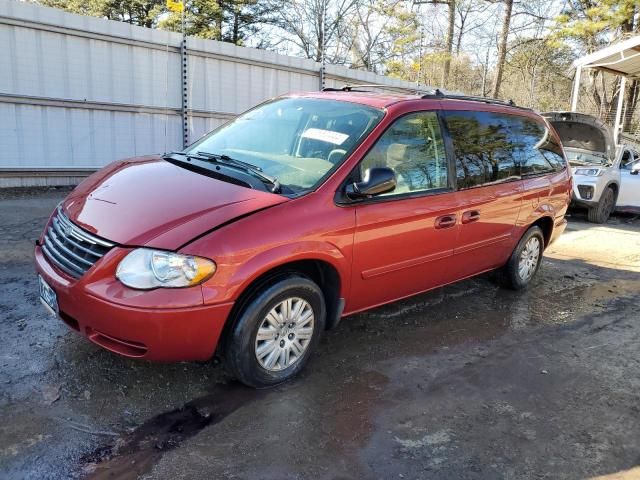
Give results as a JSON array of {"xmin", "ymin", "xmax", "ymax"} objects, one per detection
[
  {"xmin": 223, "ymin": 276, "xmax": 326, "ymax": 388},
  {"xmin": 496, "ymin": 226, "xmax": 545, "ymax": 290},
  {"xmin": 587, "ymin": 187, "xmax": 615, "ymax": 224}
]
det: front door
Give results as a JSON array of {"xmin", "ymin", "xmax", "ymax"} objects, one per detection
[
  {"xmin": 618, "ymin": 153, "xmax": 640, "ymax": 209},
  {"xmin": 347, "ymin": 111, "xmax": 460, "ymax": 313}
]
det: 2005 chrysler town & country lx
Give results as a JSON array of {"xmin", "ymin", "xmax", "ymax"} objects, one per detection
[{"xmin": 35, "ymin": 90, "xmax": 572, "ymax": 387}]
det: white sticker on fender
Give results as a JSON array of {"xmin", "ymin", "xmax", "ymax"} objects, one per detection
[{"xmin": 301, "ymin": 128, "xmax": 349, "ymax": 145}]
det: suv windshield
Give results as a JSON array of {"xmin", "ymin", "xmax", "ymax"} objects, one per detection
[{"xmin": 186, "ymin": 97, "xmax": 384, "ymax": 194}]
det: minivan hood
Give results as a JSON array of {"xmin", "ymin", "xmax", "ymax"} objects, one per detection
[
  {"xmin": 542, "ymin": 111, "xmax": 615, "ymax": 162},
  {"xmin": 62, "ymin": 156, "xmax": 288, "ymax": 250}
]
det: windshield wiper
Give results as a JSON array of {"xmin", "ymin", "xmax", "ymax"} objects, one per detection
[
  {"xmin": 162, "ymin": 151, "xmax": 208, "ymax": 162},
  {"xmin": 162, "ymin": 151, "xmax": 281, "ymax": 193},
  {"xmin": 195, "ymin": 151, "xmax": 281, "ymax": 193}
]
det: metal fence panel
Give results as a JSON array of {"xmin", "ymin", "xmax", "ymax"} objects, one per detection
[{"xmin": 0, "ymin": 0, "xmax": 429, "ymax": 187}]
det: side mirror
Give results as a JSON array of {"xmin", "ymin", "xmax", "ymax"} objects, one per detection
[
  {"xmin": 345, "ymin": 167, "xmax": 396, "ymax": 199},
  {"xmin": 631, "ymin": 163, "xmax": 640, "ymax": 175}
]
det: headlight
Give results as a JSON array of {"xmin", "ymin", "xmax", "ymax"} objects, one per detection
[
  {"xmin": 116, "ymin": 249, "xmax": 216, "ymax": 289},
  {"xmin": 574, "ymin": 168, "xmax": 603, "ymax": 176}
]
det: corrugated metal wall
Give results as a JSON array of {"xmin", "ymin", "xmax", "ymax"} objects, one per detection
[{"xmin": 0, "ymin": 0, "xmax": 429, "ymax": 187}]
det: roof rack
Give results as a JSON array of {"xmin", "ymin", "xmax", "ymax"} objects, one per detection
[
  {"xmin": 421, "ymin": 88, "xmax": 525, "ymax": 108},
  {"xmin": 322, "ymin": 83, "xmax": 428, "ymax": 95},
  {"xmin": 321, "ymin": 85, "xmax": 528, "ymax": 109}
]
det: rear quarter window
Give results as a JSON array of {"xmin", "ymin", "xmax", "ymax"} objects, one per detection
[
  {"xmin": 443, "ymin": 111, "xmax": 565, "ymax": 190},
  {"xmin": 442, "ymin": 111, "xmax": 520, "ymax": 189},
  {"xmin": 517, "ymin": 118, "xmax": 566, "ymax": 175}
]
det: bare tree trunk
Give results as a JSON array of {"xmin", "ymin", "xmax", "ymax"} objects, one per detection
[
  {"xmin": 455, "ymin": 3, "xmax": 467, "ymax": 55},
  {"xmin": 481, "ymin": 47, "xmax": 489, "ymax": 96},
  {"xmin": 490, "ymin": 0, "xmax": 513, "ymax": 98},
  {"xmin": 315, "ymin": 0, "xmax": 325, "ymax": 63},
  {"xmin": 215, "ymin": 0, "xmax": 224, "ymax": 41},
  {"xmin": 442, "ymin": 0, "xmax": 455, "ymax": 88},
  {"xmin": 529, "ymin": 63, "xmax": 537, "ymax": 108},
  {"xmin": 232, "ymin": 5, "xmax": 240, "ymax": 44},
  {"xmin": 416, "ymin": 0, "xmax": 456, "ymax": 87}
]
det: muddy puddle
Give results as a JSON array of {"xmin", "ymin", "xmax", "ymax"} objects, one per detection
[{"xmin": 81, "ymin": 383, "xmax": 265, "ymax": 479}]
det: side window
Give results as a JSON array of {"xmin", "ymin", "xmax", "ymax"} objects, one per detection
[
  {"xmin": 359, "ymin": 111, "xmax": 448, "ymax": 196},
  {"xmin": 516, "ymin": 119, "xmax": 561, "ymax": 175},
  {"xmin": 442, "ymin": 111, "xmax": 520, "ymax": 189},
  {"xmin": 539, "ymin": 139, "xmax": 566, "ymax": 172},
  {"xmin": 621, "ymin": 149, "xmax": 636, "ymax": 169},
  {"xmin": 623, "ymin": 158, "xmax": 640, "ymax": 171}
]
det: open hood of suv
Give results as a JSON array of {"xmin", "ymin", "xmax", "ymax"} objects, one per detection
[
  {"xmin": 61, "ymin": 156, "xmax": 288, "ymax": 250},
  {"xmin": 542, "ymin": 111, "xmax": 615, "ymax": 163}
]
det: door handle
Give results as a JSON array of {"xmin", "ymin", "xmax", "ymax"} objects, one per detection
[
  {"xmin": 435, "ymin": 214, "xmax": 457, "ymax": 229},
  {"xmin": 461, "ymin": 210, "xmax": 480, "ymax": 224}
]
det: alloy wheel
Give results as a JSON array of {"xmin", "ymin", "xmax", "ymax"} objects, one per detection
[
  {"xmin": 255, "ymin": 297, "xmax": 315, "ymax": 372},
  {"xmin": 518, "ymin": 236, "xmax": 541, "ymax": 282}
]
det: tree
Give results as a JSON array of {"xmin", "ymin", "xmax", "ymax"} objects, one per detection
[
  {"xmin": 490, "ymin": 0, "xmax": 513, "ymax": 98},
  {"xmin": 348, "ymin": 0, "xmax": 419, "ymax": 73},
  {"xmin": 454, "ymin": 0, "xmax": 492, "ymax": 55},
  {"xmin": 37, "ymin": 0, "xmax": 280, "ymax": 44},
  {"xmin": 502, "ymin": 38, "xmax": 573, "ymax": 110},
  {"xmin": 265, "ymin": 0, "xmax": 361, "ymax": 63},
  {"xmin": 159, "ymin": 0, "xmax": 279, "ymax": 44},
  {"xmin": 552, "ymin": 0, "xmax": 639, "ymax": 128},
  {"xmin": 415, "ymin": 0, "xmax": 456, "ymax": 88}
]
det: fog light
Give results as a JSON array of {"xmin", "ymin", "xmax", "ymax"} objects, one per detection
[{"xmin": 577, "ymin": 185, "xmax": 594, "ymax": 200}]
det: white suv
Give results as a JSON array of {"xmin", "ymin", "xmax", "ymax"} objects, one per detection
[{"xmin": 543, "ymin": 112, "xmax": 636, "ymax": 223}]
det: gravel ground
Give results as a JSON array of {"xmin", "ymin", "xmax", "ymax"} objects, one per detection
[{"xmin": 0, "ymin": 187, "xmax": 639, "ymax": 480}]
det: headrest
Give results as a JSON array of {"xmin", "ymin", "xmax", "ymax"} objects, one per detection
[{"xmin": 387, "ymin": 143, "xmax": 408, "ymax": 163}]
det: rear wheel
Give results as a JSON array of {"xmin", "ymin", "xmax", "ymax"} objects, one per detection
[
  {"xmin": 496, "ymin": 226, "xmax": 545, "ymax": 290},
  {"xmin": 223, "ymin": 276, "xmax": 326, "ymax": 388},
  {"xmin": 587, "ymin": 186, "xmax": 615, "ymax": 224}
]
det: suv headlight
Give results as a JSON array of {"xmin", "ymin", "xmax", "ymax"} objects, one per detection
[
  {"xmin": 116, "ymin": 249, "xmax": 216, "ymax": 289},
  {"xmin": 574, "ymin": 168, "xmax": 603, "ymax": 176}
]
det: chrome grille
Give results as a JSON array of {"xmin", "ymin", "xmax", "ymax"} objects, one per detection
[{"xmin": 42, "ymin": 207, "xmax": 115, "ymax": 279}]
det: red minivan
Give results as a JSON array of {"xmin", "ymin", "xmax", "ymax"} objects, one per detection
[{"xmin": 35, "ymin": 89, "xmax": 571, "ymax": 387}]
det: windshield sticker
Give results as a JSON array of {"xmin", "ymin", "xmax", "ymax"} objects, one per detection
[{"xmin": 301, "ymin": 128, "xmax": 349, "ymax": 145}]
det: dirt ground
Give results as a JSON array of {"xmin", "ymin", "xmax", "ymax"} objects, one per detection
[{"xmin": 1, "ymin": 187, "xmax": 639, "ymax": 480}]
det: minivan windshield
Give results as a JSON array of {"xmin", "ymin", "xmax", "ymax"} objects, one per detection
[{"xmin": 185, "ymin": 97, "xmax": 384, "ymax": 194}]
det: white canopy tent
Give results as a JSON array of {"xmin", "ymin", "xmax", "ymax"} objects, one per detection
[{"xmin": 571, "ymin": 36, "xmax": 640, "ymax": 143}]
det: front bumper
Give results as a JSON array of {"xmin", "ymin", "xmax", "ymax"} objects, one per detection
[
  {"xmin": 571, "ymin": 176, "xmax": 601, "ymax": 207},
  {"xmin": 34, "ymin": 245, "xmax": 233, "ymax": 362}
]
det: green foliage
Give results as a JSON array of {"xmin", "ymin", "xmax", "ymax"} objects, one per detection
[
  {"xmin": 349, "ymin": 0, "xmax": 420, "ymax": 72},
  {"xmin": 502, "ymin": 39, "xmax": 573, "ymax": 110},
  {"xmin": 549, "ymin": 0, "xmax": 639, "ymax": 123},
  {"xmin": 36, "ymin": 0, "xmax": 277, "ymax": 44},
  {"xmin": 551, "ymin": 0, "xmax": 638, "ymax": 52},
  {"xmin": 158, "ymin": 0, "xmax": 276, "ymax": 43}
]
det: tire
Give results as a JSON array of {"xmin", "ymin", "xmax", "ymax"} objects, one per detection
[
  {"xmin": 496, "ymin": 226, "xmax": 545, "ymax": 290},
  {"xmin": 587, "ymin": 187, "xmax": 615, "ymax": 224},
  {"xmin": 223, "ymin": 276, "xmax": 326, "ymax": 388}
]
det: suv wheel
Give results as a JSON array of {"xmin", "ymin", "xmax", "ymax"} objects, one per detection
[
  {"xmin": 587, "ymin": 186, "xmax": 615, "ymax": 224},
  {"xmin": 496, "ymin": 226, "xmax": 545, "ymax": 290},
  {"xmin": 224, "ymin": 276, "xmax": 326, "ymax": 388}
]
